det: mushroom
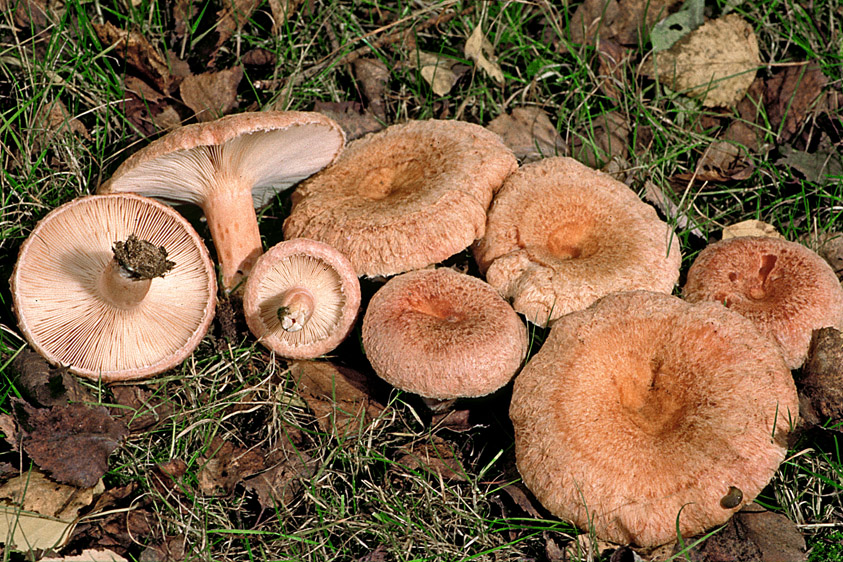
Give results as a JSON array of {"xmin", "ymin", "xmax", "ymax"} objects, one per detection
[
  {"xmin": 242, "ymin": 238, "xmax": 361, "ymax": 359},
  {"xmin": 682, "ymin": 236, "xmax": 843, "ymax": 369},
  {"xmin": 283, "ymin": 119, "xmax": 518, "ymax": 278},
  {"xmin": 362, "ymin": 268, "xmax": 528, "ymax": 403},
  {"xmin": 98, "ymin": 111, "xmax": 345, "ymax": 291},
  {"xmin": 11, "ymin": 194, "xmax": 217, "ymax": 381},
  {"xmin": 473, "ymin": 157, "xmax": 681, "ymax": 324},
  {"xmin": 509, "ymin": 290, "xmax": 798, "ymax": 547}
]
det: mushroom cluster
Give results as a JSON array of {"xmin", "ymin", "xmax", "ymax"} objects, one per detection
[
  {"xmin": 10, "ymin": 109, "xmax": 816, "ymax": 553},
  {"xmin": 11, "ymin": 111, "xmax": 350, "ymax": 380}
]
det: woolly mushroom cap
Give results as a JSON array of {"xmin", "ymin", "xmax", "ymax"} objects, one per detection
[
  {"xmin": 283, "ymin": 119, "xmax": 518, "ymax": 278},
  {"xmin": 362, "ymin": 268, "xmax": 528, "ymax": 400},
  {"xmin": 683, "ymin": 236, "xmax": 843, "ymax": 369},
  {"xmin": 99, "ymin": 111, "xmax": 345, "ymax": 291},
  {"xmin": 510, "ymin": 291, "xmax": 798, "ymax": 548},
  {"xmin": 11, "ymin": 194, "xmax": 217, "ymax": 382},
  {"xmin": 473, "ymin": 157, "xmax": 681, "ymax": 325},
  {"xmin": 242, "ymin": 238, "xmax": 361, "ymax": 359}
]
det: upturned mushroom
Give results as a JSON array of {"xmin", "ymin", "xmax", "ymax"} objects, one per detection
[
  {"xmin": 283, "ymin": 119, "xmax": 518, "ymax": 278},
  {"xmin": 509, "ymin": 290, "xmax": 798, "ymax": 547},
  {"xmin": 11, "ymin": 194, "xmax": 217, "ymax": 381},
  {"xmin": 683, "ymin": 236, "xmax": 843, "ymax": 369},
  {"xmin": 362, "ymin": 267, "xmax": 528, "ymax": 403},
  {"xmin": 99, "ymin": 111, "xmax": 345, "ymax": 291},
  {"xmin": 473, "ymin": 157, "xmax": 681, "ymax": 324},
  {"xmin": 242, "ymin": 238, "xmax": 361, "ymax": 359}
]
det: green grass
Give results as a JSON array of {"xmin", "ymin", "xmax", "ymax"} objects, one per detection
[{"xmin": 2, "ymin": 0, "xmax": 843, "ymax": 560}]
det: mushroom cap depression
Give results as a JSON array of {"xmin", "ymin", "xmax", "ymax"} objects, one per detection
[
  {"xmin": 11, "ymin": 194, "xmax": 217, "ymax": 381},
  {"xmin": 99, "ymin": 111, "xmax": 345, "ymax": 290},
  {"xmin": 509, "ymin": 291, "xmax": 798, "ymax": 547},
  {"xmin": 243, "ymin": 238, "xmax": 361, "ymax": 359},
  {"xmin": 473, "ymin": 157, "xmax": 681, "ymax": 324},
  {"xmin": 362, "ymin": 267, "xmax": 528, "ymax": 400},
  {"xmin": 283, "ymin": 119, "xmax": 518, "ymax": 278},
  {"xmin": 683, "ymin": 236, "xmax": 843, "ymax": 369}
]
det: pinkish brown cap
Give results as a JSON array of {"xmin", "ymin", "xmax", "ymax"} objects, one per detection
[
  {"xmin": 473, "ymin": 157, "xmax": 682, "ymax": 324},
  {"xmin": 11, "ymin": 194, "xmax": 217, "ymax": 382},
  {"xmin": 362, "ymin": 268, "xmax": 528, "ymax": 400},
  {"xmin": 510, "ymin": 291, "xmax": 798, "ymax": 547},
  {"xmin": 242, "ymin": 238, "xmax": 361, "ymax": 359},
  {"xmin": 283, "ymin": 119, "xmax": 518, "ymax": 278},
  {"xmin": 99, "ymin": 111, "xmax": 345, "ymax": 291},
  {"xmin": 683, "ymin": 236, "xmax": 843, "ymax": 369}
]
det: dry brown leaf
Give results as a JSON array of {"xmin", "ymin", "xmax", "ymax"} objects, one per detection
[
  {"xmin": 12, "ymin": 350, "xmax": 92, "ymax": 408},
  {"xmin": 289, "ymin": 361, "xmax": 384, "ymax": 439},
  {"xmin": 93, "ymin": 22, "xmax": 177, "ymax": 94},
  {"xmin": 139, "ymin": 535, "xmax": 186, "ymax": 562},
  {"xmin": 646, "ymin": 14, "xmax": 760, "ymax": 108},
  {"xmin": 41, "ymin": 549, "xmax": 129, "ymax": 561},
  {"xmin": 721, "ymin": 219, "xmax": 783, "ymax": 240},
  {"xmin": 499, "ymin": 482, "xmax": 544, "ymax": 518},
  {"xmin": 412, "ymin": 51, "xmax": 461, "ymax": 96},
  {"xmin": 121, "ymin": 76, "xmax": 182, "ymax": 136},
  {"xmin": 569, "ymin": 0, "xmax": 683, "ymax": 47},
  {"xmin": 0, "ymin": 469, "xmax": 102, "ymax": 553},
  {"xmin": 109, "ymin": 385, "xmax": 173, "ymax": 434},
  {"xmin": 353, "ymin": 58, "xmax": 389, "ymax": 118},
  {"xmin": 197, "ymin": 436, "xmax": 265, "ymax": 496},
  {"xmin": 179, "ymin": 66, "xmax": 243, "ymax": 121},
  {"xmin": 571, "ymin": 110, "xmax": 629, "ymax": 168},
  {"xmin": 214, "ymin": 0, "xmax": 262, "ymax": 58},
  {"xmin": 596, "ymin": 37, "xmax": 630, "ymax": 101},
  {"xmin": 242, "ymin": 447, "xmax": 315, "ymax": 510},
  {"xmin": 15, "ymin": 400, "xmax": 128, "ymax": 488},
  {"xmin": 642, "ymin": 180, "xmax": 705, "ymax": 238},
  {"xmin": 395, "ymin": 436, "xmax": 465, "ymax": 481},
  {"xmin": 8, "ymin": 0, "xmax": 63, "ymax": 30},
  {"xmin": 486, "ymin": 106, "xmax": 566, "ymax": 163},
  {"xmin": 31, "ymin": 99, "xmax": 91, "ymax": 155},
  {"xmin": 313, "ymin": 101, "xmax": 383, "ymax": 141},
  {"xmin": 268, "ymin": 0, "xmax": 306, "ymax": 32},
  {"xmin": 149, "ymin": 459, "xmax": 188, "ymax": 500},
  {"xmin": 465, "ymin": 25, "xmax": 504, "ymax": 85},
  {"xmin": 766, "ymin": 63, "xmax": 827, "ymax": 141}
]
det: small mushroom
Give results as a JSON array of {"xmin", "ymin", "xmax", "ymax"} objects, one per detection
[
  {"xmin": 683, "ymin": 236, "xmax": 843, "ymax": 369},
  {"xmin": 11, "ymin": 194, "xmax": 217, "ymax": 381},
  {"xmin": 99, "ymin": 111, "xmax": 345, "ymax": 291},
  {"xmin": 473, "ymin": 157, "xmax": 681, "ymax": 325},
  {"xmin": 509, "ymin": 291, "xmax": 798, "ymax": 547},
  {"xmin": 283, "ymin": 119, "xmax": 518, "ymax": 277},
  {"xmin": 242, "ymin": 238, "xmax": 361, "ymax": 359},
  {"xmin": 362, "ymin": 268, "xmax": 528, "ymax": 402}
]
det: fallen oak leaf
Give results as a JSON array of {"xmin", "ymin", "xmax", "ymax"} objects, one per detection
[
  {"xmin": 93, "ymin": 22, "xmax": 179, "ymax": 94},
  {"xmin": 486, "ymin": 106, "xmax": 566, "ymax": 163},
  {"xmin": 14, "ymin": 399, "xmax": 128, "ymax": 488},
  {"xmin": 289, "ymin": 361, "xmax": 384, "ymax": 439},
  {"xmin": 395, "ymin": 436, "xmax": 466, "ymax": 481},
  {"xmin": 12, "ymin": 350, "xmax": 93, "ymax": 408},
  {"xmin": 765, "ymin": 63, "xmax": 827, "ymax": 141},
  {"xmin": 0, "ymin": 468, "xmax": 103, "ymax": 554},
  {"xmin": 197, "ymin": 436, "xmax": 264, "ymax": 496},
  {"xmin": 465, "ymin": 24, "xmax": 504, "ymax": 85},
  {"xmin": 179, "ymin": 66, "xmax": 244, "ymax": 122}
]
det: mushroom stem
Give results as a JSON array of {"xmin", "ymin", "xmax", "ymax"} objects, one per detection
[
  {"xmin": 277, "ymin": 288, "xmax": 315, "ymax": 332},
  {"xmin": 98, "ymin": 259, "xmax": 153, "ymax": 309},
  {"xmin": 203, "ymin": 186, "xmax": 263, "ymax": 293}
]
